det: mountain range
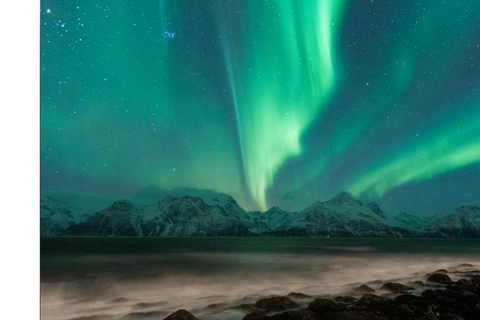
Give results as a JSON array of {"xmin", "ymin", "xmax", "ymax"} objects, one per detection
[{"xmin": 40, "ymin": 189, "xmax": 480, "ymax": 238}]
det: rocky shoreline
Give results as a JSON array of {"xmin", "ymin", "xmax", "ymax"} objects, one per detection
[{"xmin": 159, "ymin": 264, "xmax": 479, "ymax": 320}]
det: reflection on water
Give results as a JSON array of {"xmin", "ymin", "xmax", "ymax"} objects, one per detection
[{"xmin": 41, "ymin": 238, "xmax": 480, "ymax": 320}]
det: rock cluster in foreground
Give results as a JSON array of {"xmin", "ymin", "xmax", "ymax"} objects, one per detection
[{"xmin": 161, "ymin": 265, "xmax": 480, "ymax": 320}]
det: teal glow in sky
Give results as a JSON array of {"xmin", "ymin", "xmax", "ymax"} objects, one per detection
[{"xmin": 41, "ymin": 0, "xmax": 480, "ymax": 215}]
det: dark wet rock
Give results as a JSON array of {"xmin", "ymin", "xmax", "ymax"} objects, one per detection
[
  {"xmin": 243, "ymin": 310, "xmax": 270, "ymax": 320},
  {"xmin": 424, "ymin": 305, "xmax": 440, "ymax": 320},
  {"xmin": 449, "ymin": 278, "xmax": 480, "ymax": 296},
  {"xmin": 245, "ymin": 274, "xmax": 480, "ymax": 320},
  {"xmin": 322, "ymin": 310, "xmax": 388, "ymax": 320},
  {"xmin": 68, "ymin": 315, "xmax": 115, "ymax": 320},
  {"xmin": 454, "ymin": 278, "xmax": 471, "ymax": 289},
  {"xmin": 354, "ymin": 284, "xmax": 375, "ymax": 293},
  {"xmin": 270, "ymin": 309, "xmax": 318, "ymax": 320},
  {"xmin": 468, "ymin": 277, "xmax": 480, "ymax": 294},
  {"xmin": 334, "ymin": 296, "xmax": 356, "ymax": 304},
  {"xmin": 286, "ymin": 292, "xmax": 311, "ymax": 300},
  {"xmin": 394, "ymin": 293, "xmax": 421, "ymax": 305},
  {"xmin": 427, "ymin": 273, "xmax": 453, "ymax": 284},
  {"xmin": 423, "ymin": 305, "xmax": 465, "ymax": 320},
  {"xmin": 455, "ymin": 298, "xmax": 480, "ymax": 319},
  {"xmin": 163, "ymin": 309, "xmax": 198, "ymax": 320},
  {"xmin": 439, "ymin": 315, "xmax": 468, "ymax": 320},
  {"xmin": 380, "ymin": 282, "xmax": 414, "ymax": 293},
  {"xmin": 458, "ymin": 263, "xmax": 474, "ymax": 268},
  {"xmin": 389, "ymin": 304, "xmax": 416, "ymax": 317},
  {"xmin": 413, "ymin": 280, "xmax": 425, "ymax": 287},
  {"xmin": 234, "ymin": 303, "xmax": 265, "ymax": 315},
  {"xmin": 422, "ymin": 289, "xmax": 448, "ymax": 300},
  {"xmin": 434, "ymin": 269, "xmax": 449, "ymax": 274},
  {"xmin": 255, "ymin": 296, "xmax": 297, "ymax": 311},
  {"xmin": 308, "ymin": 298, "xmax": 345, "ymax": 314},
  {"xmin": 122, "ymin": 310, "xmax": 169, "ymax": 319},
  {"xmin": 456, "ymin": 289, "xmax": 478, "ymax": 299},
  {"xmin": 173, "ymin": 269, "xmax": 480, "ymax": 320},
  {"xmin": 355, "ymin": 294, "xmax": 388, "ymax": 308}
]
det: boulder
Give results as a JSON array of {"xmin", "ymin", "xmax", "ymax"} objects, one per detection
[
  {"xmin": 427, "ymin": 273, "xmax": 453, "ymax": 284},
  {"xmin": 380, "ymin": 282, "xmax": 414, "ymax": 293},
  {"xmin": 322, "ymin": 310, "xmax": 388, "ymax": 320},
  {"xmin": 458, "ymin": 263, "xmax": 474, "ymax": 268},
  {"xmin": 286, "ymin": 292, "xmax": 311, "ymax": 300},
  {"xmin": 334, "ymin": 296, "xmax": 356, "ymax": 304},
  {"xmin": 243, "ymin": 310, "xmax": 270, "ymax": 320},
  {"xmin": 354, "ymin": 284, "xmax": 375, "ymax": 293},
  {"xmin": 270, "ymin": 309, "xmax": 318, "ymax": 320},
  {"xmin": 308, "ymin": 298, "xmax": 344, "ymax": 314},
  {"xmin": 255, "ymin": 296, "xmax": 297, "ymax": 311},
  {"xmin": 163, "ymin": 309, "xmax": 198, "ymax": 320},
  {"xmin": 355, "ymin": 294, "xmax": 388, "ymax": 308},
  {"xmin": 434, "ymin": 269, "xmax": 449, "ymax": 274},
  {"xmin": 124, "ymin": 310, "xmax": 169, "ymax": 319}
]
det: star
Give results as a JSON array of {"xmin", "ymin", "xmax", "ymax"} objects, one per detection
[{"xmin": 164, "ymin": 31, "xmax": 176, "ymax": 39}]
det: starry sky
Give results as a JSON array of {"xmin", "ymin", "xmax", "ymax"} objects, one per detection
[{"xmin": 41, "ymin": 0, "xmax": 480, "ymax": 215}]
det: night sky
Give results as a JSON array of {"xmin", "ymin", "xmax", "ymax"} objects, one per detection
[{"xmin": 40, "ymin": 0, "xmax": 480, "ymax": 215}]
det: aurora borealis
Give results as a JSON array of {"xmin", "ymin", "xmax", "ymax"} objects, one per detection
[{"xmin": 41, "ymin": 0, "xmax": 480, "ymax": 215}]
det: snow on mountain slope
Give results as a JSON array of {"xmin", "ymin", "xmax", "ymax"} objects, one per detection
[
  {"xmin": 423, "ymin": 203, "xmax": 480, "ymax": 237},
  {"xmin": 40, "ymin": 196, "xmax": 75, "ymax": 236},
  {"xmin": 41, "ymin": 191, "xmax": 116, "ymax": 223},
  {"xmin": 250, "ymin": 206, "xmax": 297, "ymax": 233},
  {"xmin": 66, "ymin": 200, "xmax": 144, "ymax": 236},
  {"xmin": 144, "ymin": 196, "xmax": 254, "ymax": 237},
  {"xmin": 387, "ymin": 212, "xmax": 425, "ymax": 231},
  {"xmin": 274, "ymin": 192, "xmax": 409, "ymax": 237},
  {"xmin": 133, "ymin": 185, "xmax": 235, "ymax": 207},
  {"xmin": 40, "ymin": 189, "xmax": 480, "ymax": 238},
  {"xmin": 133, "ymin": 186, "xmax": 257, "ymax": 228}
]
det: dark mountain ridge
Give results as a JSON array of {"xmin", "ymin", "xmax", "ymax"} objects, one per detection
[{"xmin": 41, "ymin": 191, "xmax": 480, "ymax": 238}]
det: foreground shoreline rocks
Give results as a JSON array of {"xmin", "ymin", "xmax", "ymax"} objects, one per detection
[{"xmin": 161, "ymin": 265, "xmax": 480, "ymax": 320}]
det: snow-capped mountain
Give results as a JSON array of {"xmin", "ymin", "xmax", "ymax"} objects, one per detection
[
  {"xmin": 272, "ymin": 192, "xmax": 412, "ymax": 237},
  {"xmin": 134, "ymin": 186, "xmax": 258, "ymax": 231},
  {"xmin": 42, "ymin": 191, "xmax": 118, "ymax": 219},
  {"xmin": 387, "ymin": 212, "xmax": 425, "ymax": 231},
  {"xmin": 143, "ymin": 196, "xmax": 253, "ymax": 236},
  {"xmin": 133, "ymin": 185, "xmax": 240, "ymax": 208},
  {"xmin": 66, "ymin": 200, "xmax": 144, "ymax": 236},
  {"xmin": 40, "ymin": 188, "xmax": 480, "ymax": 238},
  {"xmin": 250, "ymin": 206, "xmax": 297, "ymax": 233},
  {"xmin": 423, "ymin": 203, "xmax": 480, "ymax": 237},
  {"xmin": 40, "ymin": 196, "xmax": 76, "ymax": 236}
]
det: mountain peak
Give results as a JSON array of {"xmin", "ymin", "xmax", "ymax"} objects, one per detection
[
  {"xmin": 161, "ymin": 195, "xmax": 205, "ymax": 204},
  {"xmin": 327, "ymin": 192, "xmax": 361, "ymax": 206},
  {"xmin": 109, "ymin": 200, "xmax": 136, "ymax": 211},
  {"xmin": 266, "ymin": 205, "xmax": 282, "ymax": 212}
]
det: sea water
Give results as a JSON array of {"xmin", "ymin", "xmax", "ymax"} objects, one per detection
[{"xmin": 40, "ymin": 237, "xmax": 480, "ymax": 320}]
